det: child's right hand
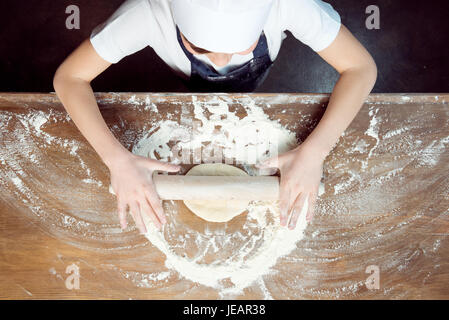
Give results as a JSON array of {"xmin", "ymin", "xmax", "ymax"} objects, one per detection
[{"xmin": 107, "ymin": 152, "xmax": 180, "ymax": 233}]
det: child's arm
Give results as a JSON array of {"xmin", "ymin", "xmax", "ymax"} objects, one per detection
[
  {"xmin": 307, "ymin": 24, "xmax": 378, "ymax": 158},
  {"xmin": 258, "ymin": 25, "xmax": 377, "ymax": 228},
  {"xmin": 53, "ymin": 39, "xmax": 179, "ymax": 233}
]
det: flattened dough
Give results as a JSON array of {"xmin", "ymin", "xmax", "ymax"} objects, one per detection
[{"xmin": 183, "ymin": 163, "xmax": 249, "ymax": 222}]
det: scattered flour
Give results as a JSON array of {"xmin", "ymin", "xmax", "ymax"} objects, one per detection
[
  {"xmin": 132, "ymin": 95, "xmax": 312, "ymax": 296},
  {"xmin": 121, "ymin": 270, "xmax": 172, "ymax": 288},
  {"xmin": 352, "ymin": 139, "xmax": 370, "ymax": 153},
  {"xmin": 2, "ymin": 94, "xmax": 447, "ymax": 299},
  {"xmin": 384, "ymin": 127, "xmax": 411, "ymax": 139},
  {"xmin": 416, "ymin": 136, "xmax": 449, "ymax": 166},
  {"xmin": 362, "ymin": 106, "xmax": 380, "ymax": 170}
]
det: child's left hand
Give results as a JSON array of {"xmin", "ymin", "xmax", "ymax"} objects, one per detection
[{"xmin": 256, "ymin": 144, "xmax": 324, "ymax": 229}]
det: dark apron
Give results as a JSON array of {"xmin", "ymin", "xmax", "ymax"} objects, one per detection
[{"xmin": 176, "ymin": 26, "xmax": 273, "ymax": 92}]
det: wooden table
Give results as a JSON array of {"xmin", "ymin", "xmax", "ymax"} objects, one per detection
[{"xmin": 0, "ymin": 93, "xmax": 448, "ymax": 299}]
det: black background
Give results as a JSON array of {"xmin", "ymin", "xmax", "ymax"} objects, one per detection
[{"xmin": 1, "ymin": 0, "xmax": 448, "ymax": 93}]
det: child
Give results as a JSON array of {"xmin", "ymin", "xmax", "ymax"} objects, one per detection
[{"xmin": 53, "ymin": 0, "xmax": 377, "ymax": 233}]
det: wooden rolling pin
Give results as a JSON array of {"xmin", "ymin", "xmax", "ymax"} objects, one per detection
[{"xmin": 153, "ymin": 175, "xmax": 279, "ymax": 201}]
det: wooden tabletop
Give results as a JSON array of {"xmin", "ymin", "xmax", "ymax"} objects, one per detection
[{"xmin": 0, "ymin": 92, "xmax": 448, "ymax": 299}]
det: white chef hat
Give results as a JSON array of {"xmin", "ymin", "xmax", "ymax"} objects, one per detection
[{"xmin": 171, "ymin": 0, "xmax": 274, "ymax": 53}]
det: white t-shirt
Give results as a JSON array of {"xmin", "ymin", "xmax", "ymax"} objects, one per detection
[{"xmin": 90, "ymin": 0, "xmax": 341, "ymax": 78}]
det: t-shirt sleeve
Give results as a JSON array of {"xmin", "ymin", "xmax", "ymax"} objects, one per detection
[
  {"xmin": 90, "ymin": 0, "xmax": 154, "ymax": 63},
  {"xmin": 280, "ymin": 0, "xmax": 341, "ymax": 52}
]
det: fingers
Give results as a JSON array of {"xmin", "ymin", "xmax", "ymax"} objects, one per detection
[
  {"xmin": 143, "ymin": 159, "xmax": 173, "ymax": 226},
  {"xmin": 144, "ymin": 185, "xmax": 166, "ymax": 225},
  {"xmin": 129, "ymin": 201, "xmax": 147, "ymax": 234},
  {"xmin": 306, "ymin": 190, "xmax": 318, "ymax": 222},
  {"xmin": 111, "ymin": 156, "xmax": 176, "ymax": 234},
  {"xmin": 139, "ymin": 196, "xmax": 162, "ymax": 230},
  {"xmin": 118, "ymin": 193, "xmax": 164, "ymax": 233},
  {"xmin": 288, "ymin": 192, "xmax": 308, "ymax": 230},
  {"xmin": 278, "ymin": 183, "xmax": 290, "ymax": 227},
  {"xmin": 117, "ymin": 199, "xmax": 128, "ymax": 230}
]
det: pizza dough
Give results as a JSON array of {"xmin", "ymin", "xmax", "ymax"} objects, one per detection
[{"xmin": 183, "ymin": 163, "xmax": 249, "ymax": 222}]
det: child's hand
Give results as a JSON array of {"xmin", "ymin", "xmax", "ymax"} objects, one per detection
[
  {"xmin": 108, "ymin": 152, "xmax": 180, "ymax": 233},
  {"xmin": 256, "ymin": 145, "xmax": 324, "ymax": 229}
]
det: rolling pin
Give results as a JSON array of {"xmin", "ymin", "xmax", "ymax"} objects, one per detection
[{"xmin": 153, "ymin": 175, "xmax": 279, "ymax": 201}]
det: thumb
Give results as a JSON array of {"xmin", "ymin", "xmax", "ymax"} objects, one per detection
[{"xmin": 148, "ymin": 159, "xmax": 181, "ymax": 172}]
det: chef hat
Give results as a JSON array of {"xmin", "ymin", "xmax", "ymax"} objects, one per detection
[{"xmin": 171, "ymin": 0, "xmax": 274, "ymax": 53}]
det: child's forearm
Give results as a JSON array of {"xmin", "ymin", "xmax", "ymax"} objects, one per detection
[
  {"xmin": 53, "ymin": 76, "xmax": 130, "ymax": 168},
  {"xmin": 300, "ymin": 64, "xmax": 377, "ymax": 159}
]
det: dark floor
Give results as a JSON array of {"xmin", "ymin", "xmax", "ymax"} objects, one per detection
[{"xmin": 1, "ymin": 0, "xmax": 448, "ymax": 93}]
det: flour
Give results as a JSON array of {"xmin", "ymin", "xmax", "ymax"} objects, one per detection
[
  {"xmin": 362, "ymin": 107, "xmax": 380, "ymax": 170},
  {"xmin": 383, "ymin": 127, "xmax": 411, "ymax": 139},
  {"xmin": 352, "ymin": 139, "xmax": 370, "ymax": 153},
  {"xmin": 8, "ymin": 110, "xmax": 103, "ymax": 188},
  {"xmin": 134, "ymin": 96, "xmax": 296, "ymax": 168},
  {"xmin": 121, "ymin": 270, "xmax": 172, "ymax": 288},
  {"xmin": 2, "ymin": 93, "xmax": 447, "ymax": 299},
  {"xmin": 416, "ymin": 136, "xmax": 449, "ymax": 166},
  {"xmin": 132, "ymin": 95, "xmax": 312, "ymax": 296}
]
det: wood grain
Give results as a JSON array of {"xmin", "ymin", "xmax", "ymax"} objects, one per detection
[{"xmin": 0, "ymin": 92, "xmax": 448, "ymax": 299}]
